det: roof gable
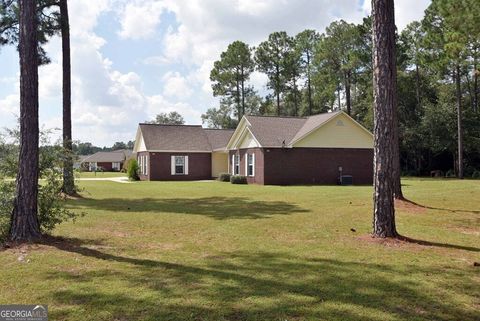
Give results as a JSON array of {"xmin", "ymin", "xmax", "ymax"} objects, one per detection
[{"xmin": 291, "ymin": 112, "xmax": 373, "ymax": 148}]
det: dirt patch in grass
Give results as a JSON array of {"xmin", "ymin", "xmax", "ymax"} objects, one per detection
[
  {"xmin": 356, "ymin": 234, "xmax": 427, "ymax": 251},
  {"xmin": 395, "ymin": 199, "xmax": 427, "ymax": 214}
]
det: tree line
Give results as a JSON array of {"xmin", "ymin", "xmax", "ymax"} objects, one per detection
[{"xmin": 204, "ymin": 0, "xmax": 480, "ymax": 178}]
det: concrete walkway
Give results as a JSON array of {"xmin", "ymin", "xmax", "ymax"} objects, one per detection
[{"xmin": 76, "ymin": 177, "xmax": 131, "ymax": 184}]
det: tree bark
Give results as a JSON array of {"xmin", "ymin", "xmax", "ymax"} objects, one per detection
[
  {"xmin": 474, "ymin": 55, "xmax": 478, "ymax": 112},
  {"xmin": 10, "ymin": 0, "xmax": 41, "ymax": 242},
  {"xmin": 60, "ymin": 0, "xmax": 74, "ymax": 195},
  {"xmin": 456, "ymin": 64, "xmax": 464, "ymax": 179},
  {"xmin": 275, "ymin": 64, "xmax": 281, "ymax": 115},
  {"xmin": 415, "ymin": 63, "xmax": 420, "ymax": 108},
  {"xmin": 241, "ymin": 65, "xmax": 245, "ymax": 118},
  {"xmin": 371, "ymin": 0, "xmax": 398, "ymax": 238},
  {"xmin": 307, "ymin": 51, "xmax": 313, "ymax": 115},
  {"xmin": 345, "ymin": 70, "xmax": 351, "ymax": 115}
]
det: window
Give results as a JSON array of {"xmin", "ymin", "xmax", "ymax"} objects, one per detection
[
  {"xmin": 138, "ymin": 155, "xmax": 148, "ymax": 175},
  {"xmin": 175, "ymin": 156, "xmax": 185, "ymax": 174},
  {"xmin": 171, "ymin": 156, "xmax": 189, "ymax": 175},
  {"xmin": 235, "ymin": 154, "xmax": 240, "ymax": 175},
  {"xmin": 247, "ymin": 154, "xmax": 255, "ymax": 176},
  {"xmin": 112, "ymin": 162, "xmax": 121, "ymax": 171}
]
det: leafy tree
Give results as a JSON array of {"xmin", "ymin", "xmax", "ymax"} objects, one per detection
[
  {"xmin": 255, "ymin": 31, "xmax": 294, "ymax": 115},
  {"xmin": 201, "ymin": 99, "xmax": 237, "ymax": 129},
  {"xmin": 111, "ymin": 142, "xmax": 127, "ymax": 151},
  {"xmin": 0, "ymin": 0, "xmax": 60, "ymax": 64},
  {"xmin": 371, "ymin": 0, "xmax": 398, "ymax": 238},
  {"xmin": 0, "ymin": 127, "xmax": 80, "ymax": 242},
  {"xmin": 295, "ymin": 30, "xmax": 320, "ymax": 115},
  {"xmin": 147, "ymin": 112, "xmax": 185, "ymax": 125},
  {"xmin": 315, "ymin": 20, "xmax": 360, "ymax": 115},
  {"xmin": 73, "ymin": 142, "xmax": 102, "ymax": 155},
  {"xmin": 422, "ymin": 0, "xmax": 479, "ymax": 178},
  {"xmin": 210, "ymin": 41, "xmax": 254, "ymax": 121}
]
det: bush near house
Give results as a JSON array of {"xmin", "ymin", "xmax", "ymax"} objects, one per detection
[
  {"xmin": 230, "ymin": 175, "xmax": 247, "ymax": 184},
  {"xmin": 127, "ymin": 159, "xmax": 140, "ymax": 181},
  {"xmin": 218, "ymin": 173, "xmax": 231, "ymax": 182}
]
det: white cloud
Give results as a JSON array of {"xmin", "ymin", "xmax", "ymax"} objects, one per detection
[
  {"xmin": 118, "ymin": 0, "xmax": 166, "ymax": 40},
  {"xmin": 0, "ymin": 94, "xmax": 19, "ymax": 114},
  {"xmin": 0, "ymin": 0, "xmax": 431, "ymax": 146},
  {"xmin": 162, "ymin": 71, "xmax": 193, "ymax": 99},
  {"xmin": 361, "ymin": 0, "xmax": 431, "ymax": 30}
]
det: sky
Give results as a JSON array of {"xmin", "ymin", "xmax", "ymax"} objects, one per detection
[{"xmin": 0, "ymin": 0, "xmax": 431, "ymax": 147}]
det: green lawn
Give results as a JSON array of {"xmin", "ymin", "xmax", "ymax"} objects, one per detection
[{"xmin": 0, "ymin": 178, "xmax": 478, "ymax": 321}]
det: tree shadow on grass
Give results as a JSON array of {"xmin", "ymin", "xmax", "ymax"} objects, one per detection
[
  {"xmin": 397, "ymin": 235, "xmax": 480, "ymax": 252},
  {"xmin": 69, "ymin": 196, "xmax": 308, "ymax": 219},
  {"xmin": 401, "ymin": 199, "xmax": 480, "ymax": 214},
  {"xmin": 42, "ymin": 236, "xmax": 479, "ymax": 321}
]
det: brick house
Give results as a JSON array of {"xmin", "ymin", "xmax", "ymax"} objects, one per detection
[
  {"xmin": 133, "ymin": 111, "xmax": 374, "ymax": 185},
  {"xmin": 81, "ymin": 150, "xmax": 133, "ymax": 172}
]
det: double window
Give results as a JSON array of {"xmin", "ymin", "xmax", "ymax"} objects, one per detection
[
  {"xmin": 138, "ymin": 155, "xmax": 148, "ymax": 175},
  {"xmin": 171, "ymin": 155, "xmax": 189, "ymax": 175},
  {"xmin": 231, "ymin": 153, "xmax": 254, "ymax": 176},
  {"xmin": 112, "ymin": 162, "xmax": 121, "ymax": 171}
]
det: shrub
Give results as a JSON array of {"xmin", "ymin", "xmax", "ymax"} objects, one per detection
[
  {"xmin": 445, "ymin": 169, "xmax": 455, "ymax": 178},
  {"xmin": 127, "ymin": 159, "xmax": 140, "ymax": 181},
  {"xmin": 218, "ymin": 172, "xmax": 231, "ymax": 182},
  {"xmin": 0, "ymin": 179, "xmax": 14, "ymax": 242},
  {"xmin": 472, "ymin": 170, "xmax": 480, "ymax": 179},
  {"xmin": 0, "ymin": 127, "xmax": 81, "ymax": 242},
  {"xmin": 230, "ymin": 175, "xmax": 248, "ymax": 184}
]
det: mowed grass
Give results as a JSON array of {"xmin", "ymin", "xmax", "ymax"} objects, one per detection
[{"xmin": 0, "ymin": 178, "xmax": 478, "ymax": 321}]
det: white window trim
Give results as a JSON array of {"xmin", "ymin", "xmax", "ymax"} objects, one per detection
[
  {"xmin": 171, "ymin": 155, "xmax": 189, "ymax": 175},
  {"xmin": 247, "ymin": 153, "xmax": 255, "ymax": 177},
  {"xmin": 234, "ymin": 154, "xmax": 240, "ymax": 175}
]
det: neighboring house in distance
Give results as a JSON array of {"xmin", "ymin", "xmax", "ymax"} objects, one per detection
[
  {"xmin": 133, "ymin": 111, "xmax": 373, "ymax": 185},
  {"xmin": 74, "ymin": 155, "xmax": 91, "ymax": 170},
  {"xmin": 133, "ymin": 124, "xmax": 234, "ymax": 180},
  {"xmin": 81, "ymin": 149, "xmax": 133, "ymax": 172}
]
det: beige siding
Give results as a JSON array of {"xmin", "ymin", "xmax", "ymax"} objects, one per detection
[
  {"xmin": 239, "ymin": 130, "xmax": 259, "ymax": 149},
  {"xmin": 293, "ymin": 113, "xmax": 373, "ymax": 148},
  {"xmin": 211, "ymin": 152, "xmax": 229, "ymax": 178}
]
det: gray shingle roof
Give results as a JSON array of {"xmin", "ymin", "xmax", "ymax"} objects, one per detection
[
  {"xmin": 245, "ymin": 115, "xmax": 307, "ymax": 147},
  {"xmin": 204, "ymin": 129, "xmax": 235, "ymax": 150},
  {"xmin": 139, "ymin": 124, "xmax": 212, "ymax": 151},
  {"xmin": 243, "ymin": 111, "xmax": 341, "ymax": 147},
  {"xmin": 82, "ymin": 150, "xmax": 131, "ymax": 163}
]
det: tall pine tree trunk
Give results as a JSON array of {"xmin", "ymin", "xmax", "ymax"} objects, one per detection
[
  {"xmin": 345, "ymin": 70, "xmax": 352, "ymax": 115},
  {"xmin": 474, "ymin": 56, "xmax": 478, "ymax": 112},
  {"xmin": 241, "ymin": 65, "xmax": 245, "ymax": 118},
  {"xmin": 10, "ymin": 0, "xmax": 41, "ymax": 242},
  {"xmin": 60, "ymin": 0, "xmax": 74, "ymax": 195},
  {"xmin": 456, "ymin": 64, "xmax": 464, "ymax": 179},
  {"xmin": 307, "ymin": 52, "xmax": 313, "ymax": 115},
  {"xmin": 372, "ymin": 0, "xmax": 398, "ymax": 238},
  {"xmin": 415, "ymin": 63, "xmax": 420, "ymax": 108}
]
